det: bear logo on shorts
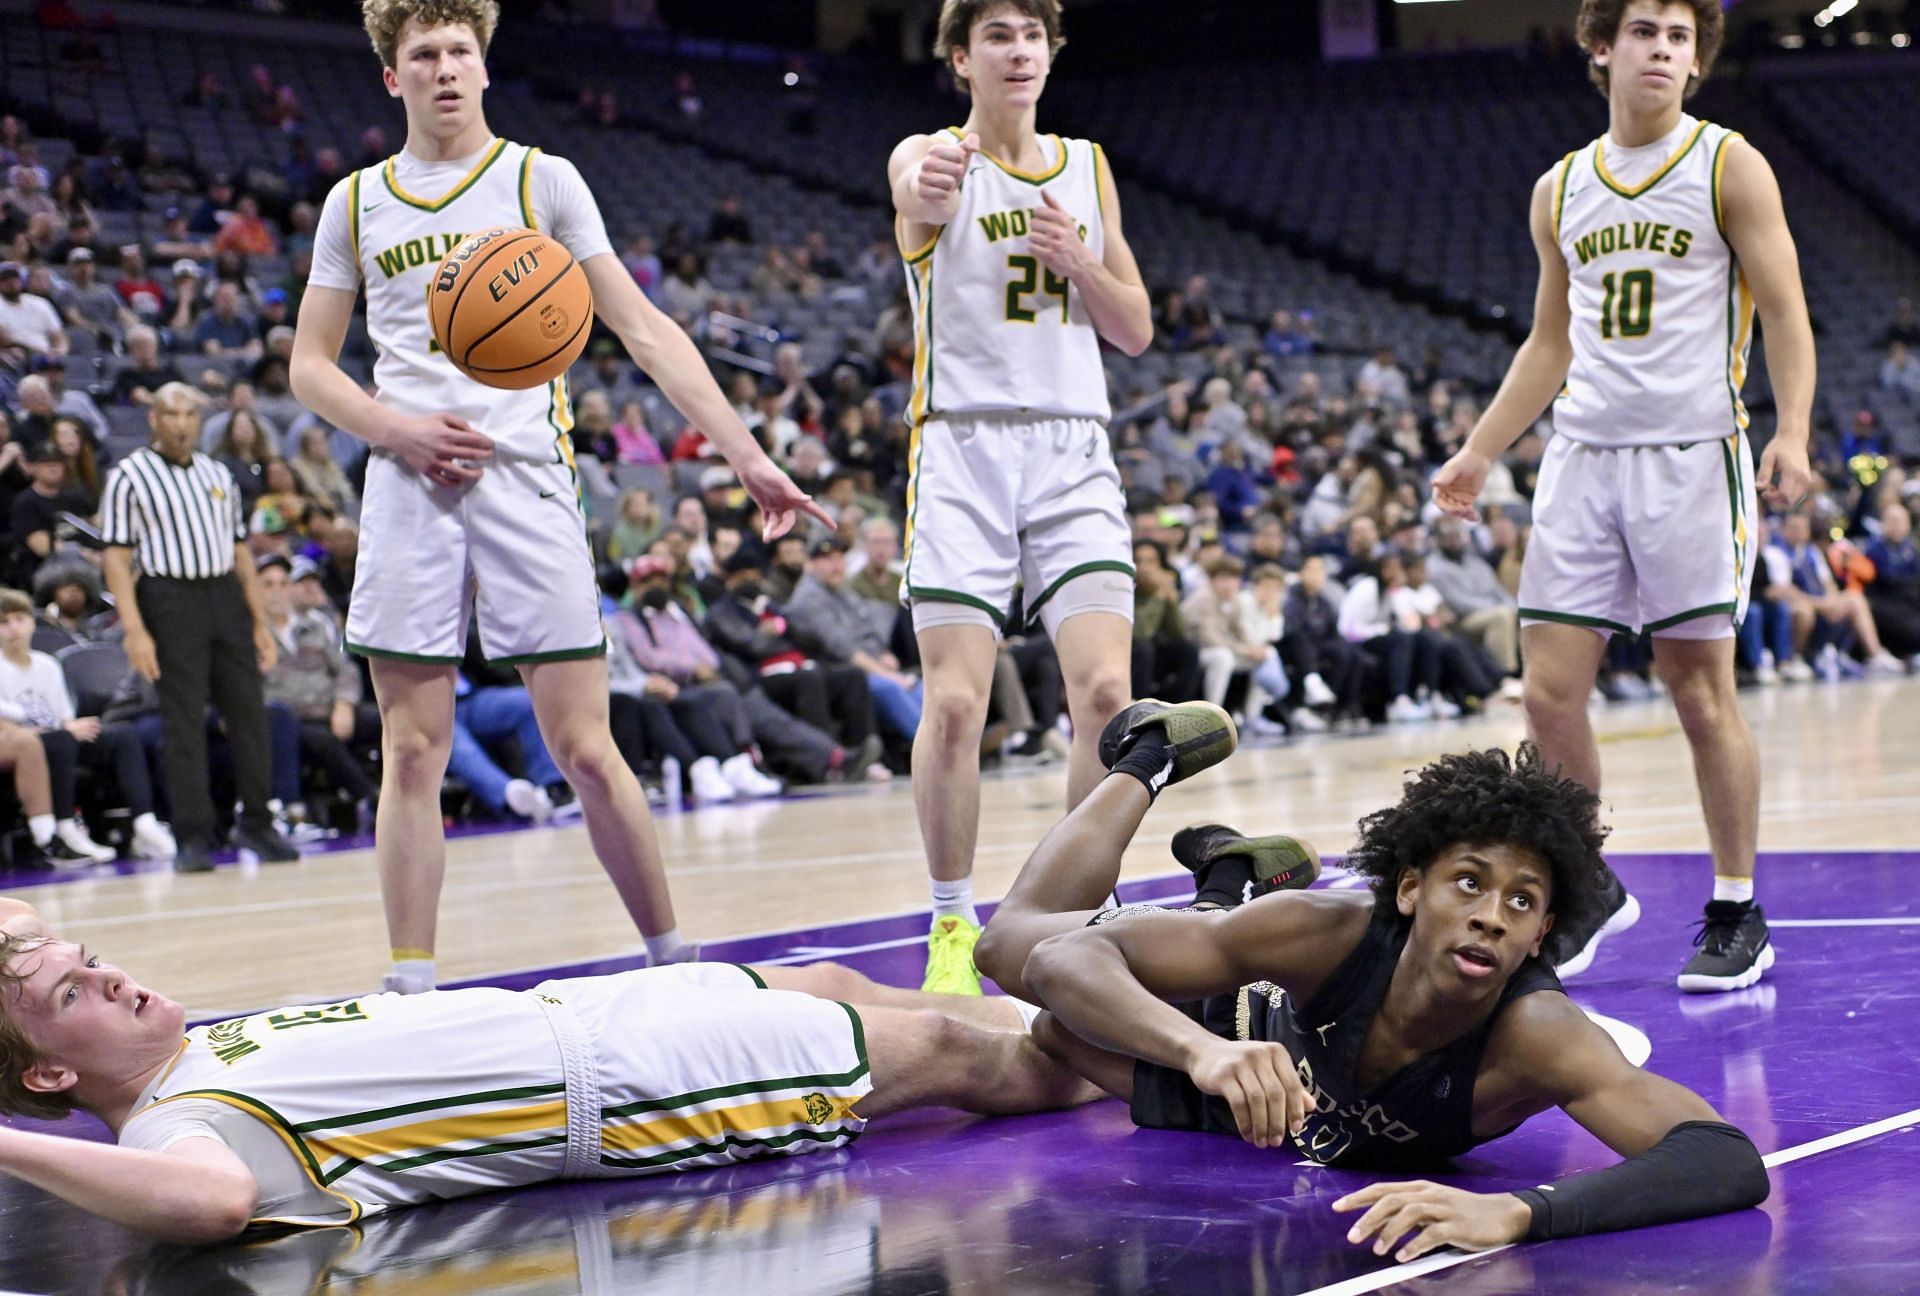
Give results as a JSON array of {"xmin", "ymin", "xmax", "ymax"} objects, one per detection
[{"xmin": 802, "ymin": 1092, "xmax": 834, "ymax": 1126}]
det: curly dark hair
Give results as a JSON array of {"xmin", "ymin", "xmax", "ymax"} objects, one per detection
[
  {"xmin": 1577, "ymin": 0, "xmax": 1725, "ymax": 102},
  {"xmin": 1345, "ymin": 744, "xmax": 1612, "ymax": 937}
]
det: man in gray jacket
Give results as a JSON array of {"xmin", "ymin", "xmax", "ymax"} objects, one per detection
[
  {"xmin": 1426, "ymin": 517, "xmax": 1521, "ymax": 676},
  {"xmin": 785, "ymin": 536, "xmax": 922, "ymax": 740}
]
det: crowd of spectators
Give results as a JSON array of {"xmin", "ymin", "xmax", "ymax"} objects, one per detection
[{"xmin": 2, "ymin": 38, "xmax": 1918, "ymax": 868}]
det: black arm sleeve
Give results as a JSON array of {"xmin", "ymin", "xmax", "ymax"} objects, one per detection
[{"xmin": 1512, "ymin": 1120, "xmax": 1769, "ymax": 1241}]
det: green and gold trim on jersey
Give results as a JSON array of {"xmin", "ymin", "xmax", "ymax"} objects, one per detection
[
  {"xmin": 597, "ymin": 1001, "xmax": 869, "ymax": 1171},
  {"xmin": 1709, "ymin": 131, "xmax": 1743, "ymax": 240},
  {"xmin": 1724, "ymin": 261, "xmax": 1754, "ymax": 432},
  {"xmin": 949, "ymin": 126, "xmax": 1070, "ymax": 185},
  {"xmin": 381, "ymin": 138, "xmax": 511, "ymax": 213},
  {"xmin": 1552, "ymin": 150, "xmax": 1578, "ymax": 242},
  {"xmin": 1592, "ymin": 119, "xmax": 1709, "ymax": 200},
  {"xmin": 518, "ymin": 147, "xmax": 542, "ymax": 230},
  {"xmin": 347, "ymin": 170, "xmax": 363, "ymax": 269}
]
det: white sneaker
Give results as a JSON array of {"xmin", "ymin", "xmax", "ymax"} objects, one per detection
[
  {"xmin": 1301, "ymin": 672, "xmax": 1337, "ymax": 709},
  {"xmin": 130, "ymin": 814, "xmax": 177, "ymax": 861},
  {"xmin": 1245, "ymin": 713, "xmax": 1288, "ymax": 739},
  {"xmin": 1289, "ymin": 707, "xmax": 1329, "ymax": 733},
  {"xmin": 1753, "ymin": 652, "xmax": 1780, "ymax": 685},
  {"xmin": 381, "ymin": 971, "xmax": 435, "ymax": 995},
  {"xmin": 1496, "ymin": 677, "xmax": 1526, "ymax": 703},
  {"xmin": 721, "ymin": 752, "xmax": 783, "ymax": 798},
  {"xmin": 1778, "ymin": 657, "xmax": 1815, "ymax": 682},
  {"xmin": 1386, "ymin": 695, "xmax": 1431, "ymax": 724},
  {"xmin": 504, "ymin": 777, "xmax": 555, "ymax": 822},
  {"xmin": 690, "ymin": 756, "xmax": 736, "ymax": 803},
  {"xmin": 56, "ymin": 819, "xmax": 116, "ymax": 863},
  {"xmin": 1429, "ymin": 694, "xmax": 1463, "ymax": 720},
  {"xmin": 1865, "ymin": 652, "xmax": 1907, "ymax": 677}
]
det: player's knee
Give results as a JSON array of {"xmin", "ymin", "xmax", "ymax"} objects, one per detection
[
  {"xmin": 1070, "ymin": 669, "xmax": 1132, "ymax": 727},
  {"xmin": 1666, "ymin": 672, "xmax": 1735, "ymax": 732},
  {"xmin": 1522, "ymin": 673, "xmax": 1585, "ymax": 725},
  {"xmin": 549, "ymin": 732, "xmax": 620, "ymax": 797},
  {"xmin": 788, "ymin": 960, "xmax": 871, "ymax": 1000},
  {"xmin": 383, "ymin": 727, "xmax": 449, "ymax": 791},
  {"xmin": 923, "ymin": 685, "xmax": 990, "ymax": 745},
  {"xmin": 972, "ymin": 921, "xmax": 1019, "ymax": 989}
]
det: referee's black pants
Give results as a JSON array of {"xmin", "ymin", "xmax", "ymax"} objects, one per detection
[{"xmin": 137, "ymin": 574, "xmax": 275, "ymax": 848}]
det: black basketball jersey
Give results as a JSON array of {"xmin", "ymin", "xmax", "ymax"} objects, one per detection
[{"xmin": 1130, "ymin": 903, "xmax": 1563, "ymax": 1169}]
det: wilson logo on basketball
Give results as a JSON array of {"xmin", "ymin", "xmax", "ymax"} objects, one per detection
[{"xmin": 428, "ymin": 225, "xmax": 594, "ymax": 390}]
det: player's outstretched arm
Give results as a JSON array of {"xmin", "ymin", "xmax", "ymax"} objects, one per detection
[
  {"xmin": 1336, "ymin": 992, "xmax": 1767, "ymax": 1262},
  {"xmin": 1024, "ymin": 893, "xmax": 1364, "ymax": 1148},
  {"xmin": 1432, "ymin": 169, "xmax": 1575, "ymax": 521},
  {"xmin": 1028, "ymin": 149, "xmax": 1152, "ymax": 356},
  {"xmin": 1722, "ymin": 139, "xmax": 1815, "ymax": 508},
  {"xmin": 581, "ymin": 254, "xmax": 831, "ymax": 541},
  {"xmin": 289, "ymin": 286, "xmax": 495, "ymax": 489},
  {"xmin": 0, "ymin": 1127, "xmax": 258, "ymax": 1243},
  {"xmin": 889, "ymin": 132, "xmax": 974, "ymax": 230}
]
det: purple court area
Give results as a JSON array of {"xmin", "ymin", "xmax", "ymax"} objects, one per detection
[{"xmin": 2, "ymin": 848, "xmax": 1917, "ymax": 1295}]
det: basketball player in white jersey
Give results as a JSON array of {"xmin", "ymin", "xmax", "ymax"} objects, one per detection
[
  {"xmin": 0, "ymin": 925, "xmax": 1095, "ymax": 1242},
  {"xmin": 888, "ymin": 0, "xmax": 1151, "ymax": 994},
  {"xmin": 290, "ymin": 1, "xmax": 829, "ymax": 994},
  {"xmin": 1432, "ymin": 0, "xmax": 1815, "ymax": 992}
]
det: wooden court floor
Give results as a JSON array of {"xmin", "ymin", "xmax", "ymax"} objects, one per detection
[{"xmin": 16, "ymin": 679, "xmax": 1917, "ymax": 1020}]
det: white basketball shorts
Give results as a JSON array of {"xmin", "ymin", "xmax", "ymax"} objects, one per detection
[
  {"xmin": 902, "ymin": 412, "xmax": 1135, "ymax": 638},
  {"xmin": 1519, "ymin": 431, "xmax": 1756, "ymax": 640},
  {"xmin": 346, "ymin": 447, "xmax": 607, "ymax": 665}
]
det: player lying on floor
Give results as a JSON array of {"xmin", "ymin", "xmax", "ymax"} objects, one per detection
[
  {"xmin": 974, "ymin": 701, "xmax": 1770, "ymax": 1263},
  {"xmin": 0, "ymin": 900, "xmax": 1097, "ymax": 1244}
]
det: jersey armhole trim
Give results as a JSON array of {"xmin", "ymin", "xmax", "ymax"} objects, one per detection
[
  {"xmin": 1552, "ymin": 151, "xmax": 1577, "ymax": 242},
  {"xmin": 897, "ymin": 214, "xmax": 941, "ymax": 264},
  {"xmin": 518, "ymin": 147, "xmax": 541, "ymax": 231},
  {"xmin": 347, "ymin": 171, "xmax": 362, "ymax": 270},
  {"xmin": 147, "ymin": 1088, "xmax": 365, "ymax": 1225},
  {"xmin": 1093, "ymin": 142, "xmax": 1112, "ymax": 213}
]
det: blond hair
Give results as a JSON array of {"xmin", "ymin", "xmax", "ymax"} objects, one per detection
[
  {"xmin": 362, "ymin": 0, "xmax": 500, "ymax": 70},
  {"xmin": 934, "ymin": 0, "xmax": 1066, "ymax": 96},
  {"xmin": 0, "ymin": 589, "xmax": 32, "ymax": 619},
  {"xmin": 0, "ymin": 932, "xmax": 76, "ymax": 1121}
]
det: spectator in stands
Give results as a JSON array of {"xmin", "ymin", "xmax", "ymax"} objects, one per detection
[
  {"xmin": 86, "ymin": 151, "xmax": 141, "ymax": 213},
  {"xmin": 52, "ymin": 247, "xmax": 132, "ymax": 344},
  {"xmin": 786, "ymin": 534, "xmax": 920, "ymax": 740},
  {"xmin": 1130, "ymin": 538, "xmax": 1200, "ymax": 702},
  {"xmin": 2, "ymin": 166, "xmax": 56, "ymax": 221},
  {"xmin": 446, "ymin": 668, "xmax": 579, "ymax": 825},
  {"xmin": 1882, "ymin": 341, "xmax": 1920, "ymax": 399},
  {"xmin": 250, "ymin": 459, "xmax": 309, "ymax": 542},
  {"xmin": 569, "ymin": 389, "xmax": 618, "ymax": 463},
  {"xmin": 611, "ymin": 399, "xmax": 665, "ymax": 466},
  {"xmin": 1771, "ymin": 511, "xmax": 1903, "ymax": 677},
  {"xmin": 659, "ymin": 253, "xmax": 714, "ymax": 321},
  {"xmin": 706, "ymin": 193, "xmax": 753, "ymax": 245},
  {"xmin": 1399, "ymin": 553, "xmax": 1499, "ymax": 705},
  {"xmin": 622, "ymin": 233, "xmax": 661, "ymax": 300},
  {"xmin": 9, "ymin": 442, "xmax": 87, "ymax": 578},
  {"xmin": 1205, "ymin": 438, "xmax": 1262, "ymax": 535},
  {"xmin": 609, "ymin": 556, "xmax": 782, "ymax": 801},
  {"xmin": 255, "ymin": 554, "xmax": 377, "ymax": 826},
  {"xmin": 606, "ymin": 489, "xmax": 660, "ymax": 564},
  {"xmin": 0, "ymin": 713, "xmax": 64, "ymax": 863},
  {"xmin": 252, "ymin": 288, "xmax": 293, "ymax": 344},
  {"xmin": 112, "ymin": 247, "xmax": 165, "ymax": 322},
  {"xmin": 243, "ymin": 65, "xmax": 280, "ymax": 126},
  {"xmin": 47, "ymin": 417, "xmax": 100, "ymax": 510},
  {"xmin": 182, "ymin": 69, "xmax": 225, "ymax": 110},
  {"xmin": 214, "ymin": 195, "xmax": 278, "ymax": 258},
  {"xmin": 1335, "ymin": 514, "xmax": 1382, "ymax": 582},
  {"xmin": 106, "ymin": 326, "xmax": 178, "ymax": 410},
  {"xmin": 187, "ymin": 176, "xmax": 236, "ymax": 238},
  {"xmin": 1182, "ymin": 553, "xmax": 1270, "ymax": 713},
  {"xmin": 1427, "ymin": 515, "xmax": 1521, "ymax": 677},
  {"xmin": 32, "ymin": 558, "xmax": 110, "ymax": 643},
  {"xmin": 1340, "ymin": 552, "xmax": 1446, "ymax": 723},
  {"xmin": 1357, "ymin": 347, "xmax": 1411, "ymax": 409},
  {"xmin": 1861, "ymin": 502, "xmax": 1920, "ymax": 663},
  {"xmin": 1262, "ymin": 309, "xmax": 1312, "ymax": 358},
  {"xmin": 192, "ymin": 282, "xmax": 259, "ymax": 360},
  {"xmin": 311, "ymin": 517, "xmax": 356, "ymax": 615},
  {"xmin": 0, "ymin": 262, "xmax": 67, "ymax": 366},
  {"xmin": 249, "ymin": 353, "xmax": 304, "ymax": 432},
  {"xmin": 354, "ymin": 126, "xmax": 388, "ymax": 172},
  {"xmin": 850, "ymin": 516, "xmax": 902, "ymax": 602},
  {"xmin": 0, "ymin": 586, "xmax": 144, "ymax": 862},
  {"xmin": 163, "ymin": 259, "xmax": 208, "ymax": 342},
  {"xmin": 289, "ymin": 425, "xmax": 355, "ymax": 516},
  {"xmin": 213, "ymin": 408, "xmax": 275, "ymax": 512},
  {"xmin": 50, "ymin": 210, "xmax": 103, "ymax": 265}
]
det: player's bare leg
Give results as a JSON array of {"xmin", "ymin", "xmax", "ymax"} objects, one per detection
[
  {"xmin": 1520, "ymin": 622, "xmax": 1610, "ymax": 791},
  {"xmin": 1652, "ymin": 636, "xmax": 1759, "ymax": 886},
  {"xmin": 368, "ymin": 659, "xmax": 459, "ymax": 987},
  {"xmin": 976, "ymin": 774, "xmax": 1152, "ymax": 1002},
  {"xmin": 756, "ymin": 962, "xmax": 1030, "ymax": 1032},
  {"xmin": 1053, "ymin": 611, "xmax": 1134, "ymax": 808},
  {"xmin": 910, "ymin": 622, "xmax": 999, "ymax": 993},
  {"xmin": 519, "ymin": 656, "xmax": 682, "ymax": 955},
  {"xmin": 855, "ymin": 1004, "xmax": 1104, "ymax": 1118}
]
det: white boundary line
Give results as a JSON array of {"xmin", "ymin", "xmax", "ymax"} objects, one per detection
[
  {"xmin": 1293, "ymin": 1107, "xmax": 1920, "ymax": 1296},
  {"xmin": 1769, "ymin": 918, "xmax": 1920, "ymax": 928}
]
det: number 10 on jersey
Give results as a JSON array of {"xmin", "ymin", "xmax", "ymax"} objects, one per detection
[{"xmin": 1599, "ymin": 269, "xmax": 1655, "ymax": 341}]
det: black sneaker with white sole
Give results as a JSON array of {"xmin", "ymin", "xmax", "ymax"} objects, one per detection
[
  {"xmin": 1541, "ymin": 865, "xmax": 1641, "ymax": 979},
  {"xmin": 1170, "ymin": 824, "xmax": 1321, "ymax": 908},
  {"xmin": 35, "ymin": 835, "xmax": 100, "ymax": 868},
  {"xmin": 1678, "ymin": 901, "xmax": 1774, "ymax": 993},
  {"xmin": 232, "ymin": 823, "xmax": 300, "ymax": 863}
]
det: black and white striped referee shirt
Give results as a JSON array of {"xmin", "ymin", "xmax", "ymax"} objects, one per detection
[{"xmin": 99, "ymin": 446, "xmax": 247, "ymax": 579}]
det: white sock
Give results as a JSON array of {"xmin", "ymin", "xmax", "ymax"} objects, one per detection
[
  {"xmin": 645, "ymin": 928, "xmax": 688, "ymax": 963},
  {"xmin": 28, "ymin": 814, "xmax": 54, "ymax": 847},
  {"xmin": 1713, "ymin": 876, "xmax": 1754, "ymax": 905},
  {"xmin": 389, "ymin": 958, "xmax": 436, "ymax": 993},
  {"xmin": 931, "ymin": 877, "xmax": 979, "ymax": 926},
  {"xmin": 1007, "ymin": 995, "xmax": 1044, "ymax": 1033}
]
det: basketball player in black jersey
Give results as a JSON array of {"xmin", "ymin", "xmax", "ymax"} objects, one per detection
[{"xmin": 975, "ymin": 701, "xmax": 1768, "ymax": 1262}]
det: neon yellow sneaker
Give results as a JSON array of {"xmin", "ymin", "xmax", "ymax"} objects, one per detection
[{"xmin": 921, "ymin": 914, "xmax": 984, "ymax": 995}]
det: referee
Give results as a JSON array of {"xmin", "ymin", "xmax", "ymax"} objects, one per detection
[{"xmin": 100, "ymin": 382, "xmax": 297, "ymax": 873}]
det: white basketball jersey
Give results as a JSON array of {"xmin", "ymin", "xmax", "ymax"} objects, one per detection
[
  {"xmin": 121, "ymin": 989, "xmax": 569, "ymax": 1225},
  {"xmin": 344, "ymin": 138, "xmax": 573, "ymax": 460},
  {"xmin": 1551, "ymin": 116, "xmax": 1752, "ymax": 448},
  {"xmin": 902, "ymin": 130, "xmax": 1110, "ymax": 424}
]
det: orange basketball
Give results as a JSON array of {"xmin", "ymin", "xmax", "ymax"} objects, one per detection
[{"xmin": 428, "ymin": 226, "xmax": 594, "ymax": 390}]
